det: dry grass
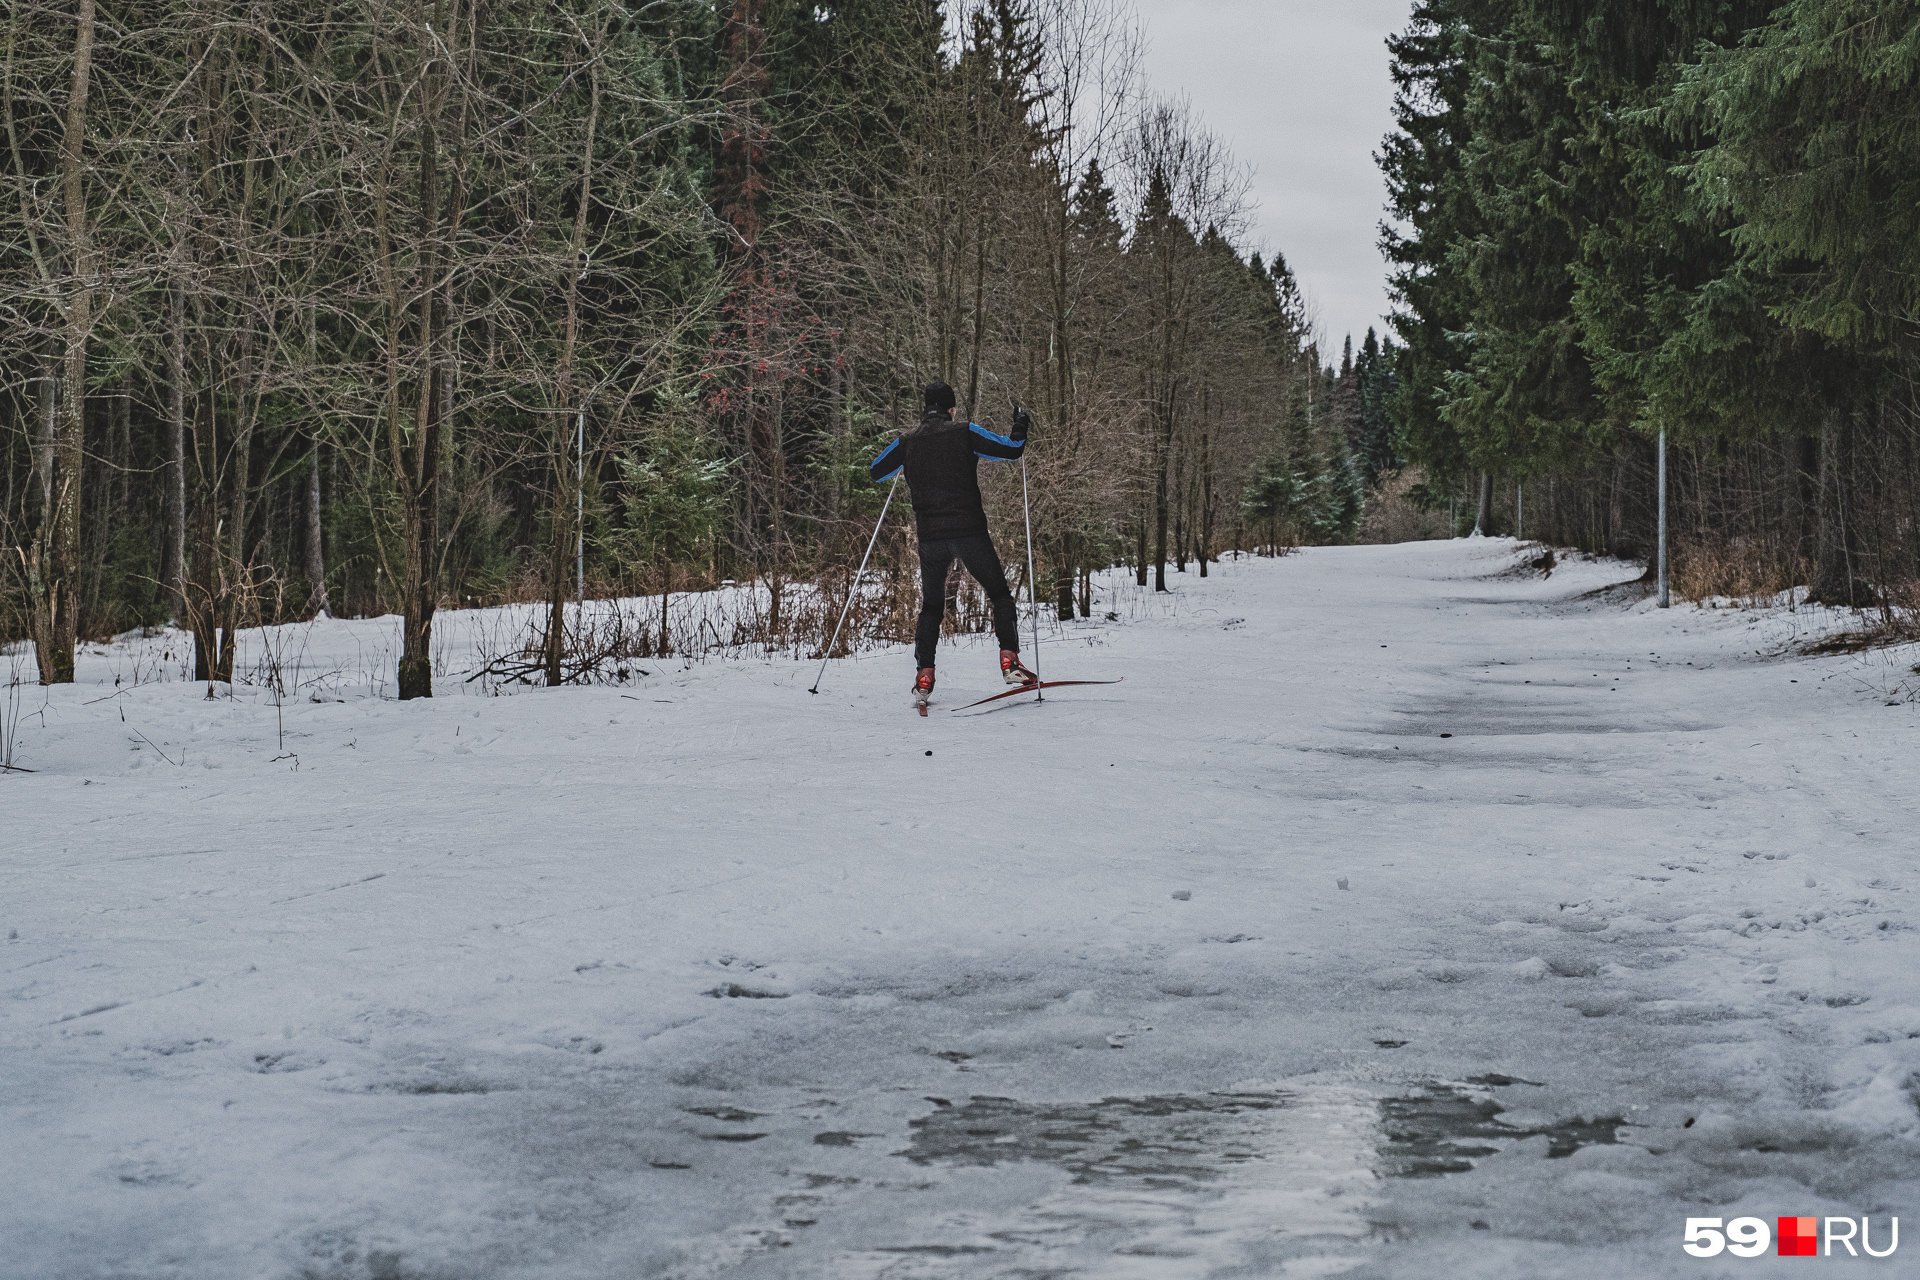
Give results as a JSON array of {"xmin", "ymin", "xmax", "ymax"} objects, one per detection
[
  {"xmin": 1669, "ymin": 539, "xmax": 1920, "ymax": 654},
  {"xmin": 461, "ymin": 554, "xmax": 1018, "ymax": 690},
  {"xmin": 1357, "ymin": 469, "xmax": 1452, "ymax": 545},
  {"xmin": 451, "ymin": 547, "xmax": 1193, "ymax": 692},
  {"xmin": 1801, "ymin": 614, "xmax": 1920, "ymax": 655},
  {"xmin": 1801, "ymin": 579, "xmax": 1920, "ymax": 655},
  {"xmin": 1669, "ymin": 538, "xmax": 1805, "ymax": 605}
]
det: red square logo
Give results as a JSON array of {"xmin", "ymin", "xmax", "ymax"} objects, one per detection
[{"xmin": 1778, "ymin": 1216, "xmax": 1818, "ymax": 1257}]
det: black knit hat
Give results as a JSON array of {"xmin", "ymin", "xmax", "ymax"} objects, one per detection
[{"xmin": 923, "ymin": 380, "xmax": 957, "ymax": 413}]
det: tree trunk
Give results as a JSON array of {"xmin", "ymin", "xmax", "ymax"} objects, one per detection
[
  {"xmin": 1473, "ymin": 471, "xmax": 1492, "ymax": 536},
  {"xmin": 1606, "ymin": 453, "xmax": 1625, "ymax": 558},
  {"xmin": 965, "ymin": 191, "xmax": 987, "ymax": 412},
  {"xmin": 305, "ymin": 439, "xmax": 329, "ymax": 617},
  {"xmin": 398, "ymin": 143, "xmax": 443, "ymax": 695},
  {"xmin": 396, "ymin": 320, "xmax": 443, "ymax": 700},
  {"xmin": 394, "ymin": 0, "xmax": 460, "ymax": 700},
  {"xmin": 110, "ymin": 386, "xmax": 131, "ymax": 518},
  {"xmin": 768, "ymin": 384, "xmax": 786, "ymax": 553},
  {"xmin": 217, "ymin": 590, "xmax": 235, "ymax": 682},
  {"xmin": 167, "ymin": 290, "xmax": 187, "ymax": 620},
  {"xmin": 1173, "ymin": 485, "xmax": 1186, "ymax": 573},
  {"xmin": 545, "ymin": 24, "xmax": 602, "ymax": 687},
  {"xmin": 1809, "ymin": 410, "xmax": 1868, "ymax": 607},
  {"xmin": 28, "ymin": 361, "xmax": 58, "ymax": 681},
  {"xmin": 186, "ymin": 386, "xmax": 237, "ymax": 686},
  {"xmin": 223, "ymin": 327, "xmax": 258, "ymax": 647},
  {"xmin": 660, "ymin": 562, "xmax": 671, "ymax": 657},
  {"xmin": 34, "ymin": 357, "xmax": 54, "ymax": 517},
  {"xmin": 1790, "ymin": 432, "xmax": 1819, "ymax": 574},
  {"xmin": 37, "ymin": 0, "xmax": 97, "ymax": 683},
  {"xmin": 1053, "ymin": 529, "xmax": 1074, "ymax": 621},
  {"xmin": 1197, "ymin": 426, "xmax": 1213, "ymax": 577},
  {"xmin": 827, "ymin": 330, "xmax": 844, "ymax": 550},
  {"xmin": 1153, "ymin": 457, "xmax": 1170, "ymax": 592}
]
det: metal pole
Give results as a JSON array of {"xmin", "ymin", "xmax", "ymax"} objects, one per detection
[
  {"xmin": 1021, "ymin": 451, "xmax": 1042, "ymax": 701},
  {"xmin": 1657, "ymin": 428, "xmax": 1670, "ymax": 608},
  {"xmin": 575, "ymin": 411, "xmax": 585, "ymax": 604},
  {"xmin": 809, "ymin": 475, "xmax": 899, "ymax": 694}
]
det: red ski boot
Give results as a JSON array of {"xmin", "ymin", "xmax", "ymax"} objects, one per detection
[
  {"xmin": 1000, "ymin": 650, "xmax": 1037, "ymax": 686},
  {"xmin": 914, "ymin": 666, "xmax": 936, "ymax": 716}
]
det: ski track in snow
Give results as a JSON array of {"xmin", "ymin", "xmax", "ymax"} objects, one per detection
[{"xmin": 3, "ymin": 538, "xmax": 1917, "ymax": 1279}]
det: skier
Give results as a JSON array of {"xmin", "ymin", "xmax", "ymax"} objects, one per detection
[{"xmin": 869, "ymin": 381, "xmax": 1033, "ymax": 710}]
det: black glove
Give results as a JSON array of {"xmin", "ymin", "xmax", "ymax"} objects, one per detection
[{"xmin": 1011, "ymin": 403, "xmax": 1032, "ymax": 441}]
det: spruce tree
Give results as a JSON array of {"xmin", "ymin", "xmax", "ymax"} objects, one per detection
[
  {"xmin": 1380, "ymin": 0, "xmax": 1488, "ymax": 506},
  {"xmin": 1331, "ymin": 335, "xmax": 1363, "ymax": 466},
  {"xmin": 1666, "ymin": 0, "xmax": 1919, "ymax": 602},
  {"xmin": 1355, "ymin": 328, "xmax": 1400, "ymax": 484}
]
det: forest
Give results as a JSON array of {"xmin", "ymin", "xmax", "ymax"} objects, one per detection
[
  {"xmin": 1382, "ymin": 0, "xmax": 1920, "ymax": 613},
  {"xmin": 2, "ymin": 0, "xmax": 1396, "ymax": 695}
]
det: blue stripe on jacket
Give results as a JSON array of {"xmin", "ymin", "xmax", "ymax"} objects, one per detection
[
  {"xmin": 968, "ymin": 422, "xmax": 1026, "ymax": 461},
  {"xmin": 869, "ymin": 436, "xmax": 904, "ymax": 483}
]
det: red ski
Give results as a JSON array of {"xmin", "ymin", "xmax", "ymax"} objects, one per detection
[{"xmin": 950, "ymin": 677, "xmax": 1124, "ymax": 711}]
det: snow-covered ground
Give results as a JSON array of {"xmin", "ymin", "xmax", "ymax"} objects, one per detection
[{"xmin": 4, "ymin": 539, "xmax": 1916, "ymax": 1279}]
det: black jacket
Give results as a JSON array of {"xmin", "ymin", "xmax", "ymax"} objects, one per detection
[{"xmin": 869, "ymin": 411, "xmax": 1027, "ymax": 541}]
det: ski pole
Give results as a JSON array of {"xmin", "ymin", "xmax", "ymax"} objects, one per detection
[
  {"xmin": 809, "ymin": 474, "xmax": 899, "ymax": 695},
  {"xmin": 1020, "ymin": 447, "xmax": 1042, "ymax": 702}
]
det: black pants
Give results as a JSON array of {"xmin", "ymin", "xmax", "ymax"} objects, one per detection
[{"xmin": 916, "ymin": 534, "xmax": 1020, "ymax": 669}]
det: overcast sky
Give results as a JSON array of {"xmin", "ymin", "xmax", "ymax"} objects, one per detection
[{"xmin": 1134, "ymin": 0, "xmax": 1414, "ymax": 358}]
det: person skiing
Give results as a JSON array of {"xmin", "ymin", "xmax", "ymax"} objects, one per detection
[{"xmin": 869, "ymin": 380, "xmax": 1033, "ymax": 710}]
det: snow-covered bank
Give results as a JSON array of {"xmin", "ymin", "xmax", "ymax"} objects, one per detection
[
  {"xmin": 5, "ymin": 539, "xmax": 1916, "ymax": 1278},
  {"xmin": 0, "ymin": 567, "xmax": 1189, "ymax": 705}
]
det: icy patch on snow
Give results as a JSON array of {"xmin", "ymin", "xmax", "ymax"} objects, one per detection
[
  {"xmin": 1376, "ymin": 1082, "xmax": 1621, "ymax": 1177},
  {"xmin": 817, "ymin": 1083, "xmax": 1380, "ymax": 1278}
]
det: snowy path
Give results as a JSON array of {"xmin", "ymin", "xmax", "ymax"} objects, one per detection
[{"xmin": 5, "ymin": 540, "xmax": 1917, "ymax": 1279}]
